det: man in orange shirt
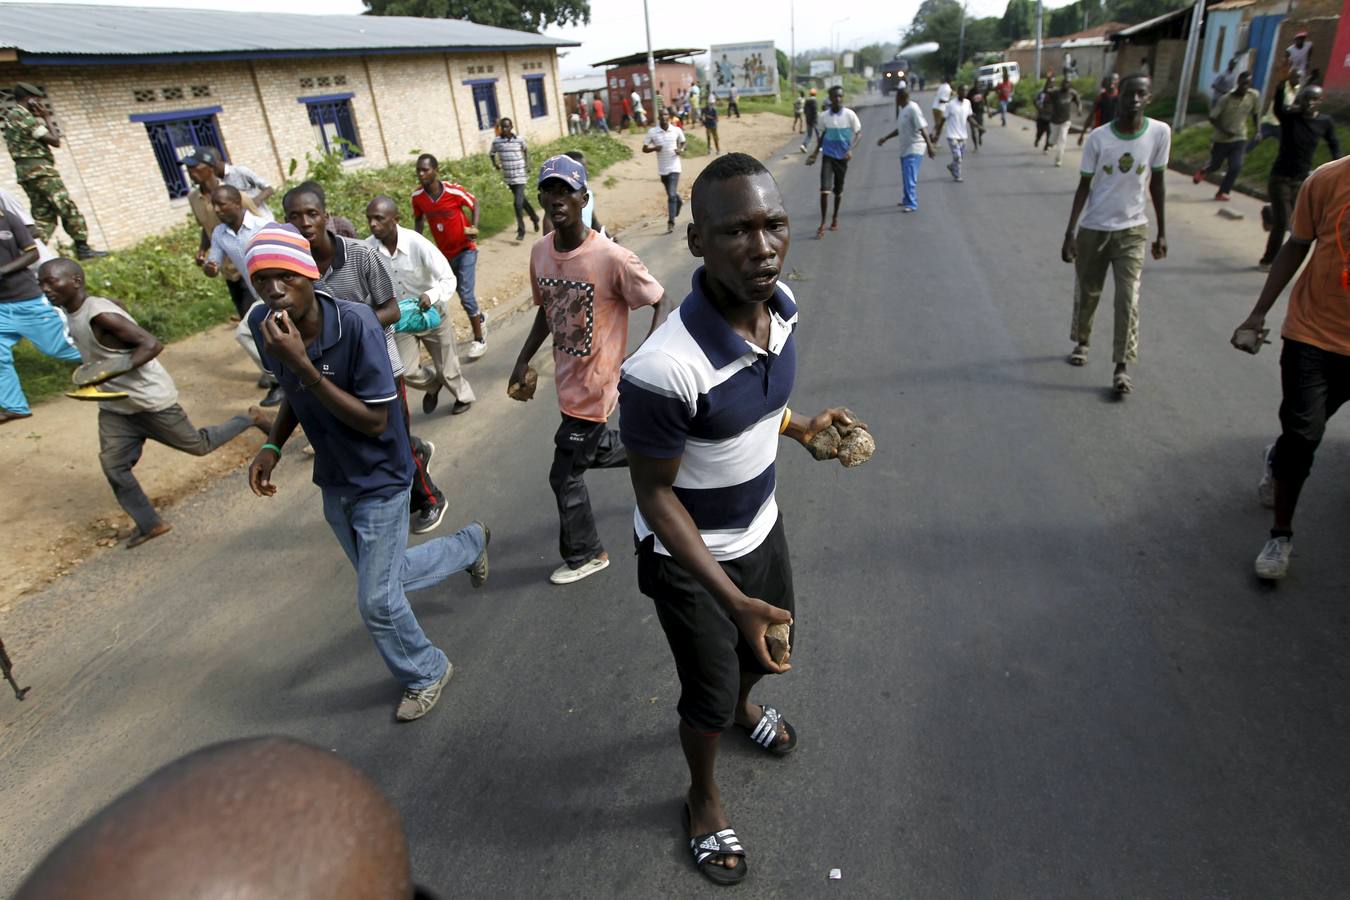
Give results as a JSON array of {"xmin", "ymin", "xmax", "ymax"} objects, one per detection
[
  {"xmin": 1231, "ymin": 155, "xmax": 1350, "ymax": 580},
  {"xmin": 508, "ymin": 155, "xmax": 670, "ymax": 585}
]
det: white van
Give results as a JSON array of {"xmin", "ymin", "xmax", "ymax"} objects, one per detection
[{"xmin": 975, "ymin": 62, "xmax": 1020, "ymax": 92}]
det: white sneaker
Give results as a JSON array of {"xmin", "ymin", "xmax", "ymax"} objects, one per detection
[
  {"xmin": 467, "ymin": 340, "xmax": 487, "ymax": 359},
  {"xmin": 549, "ymin": 556, "xmax": 610, "ymax": 584},
  {"xmin": 1254, "ymin": 536, "xmax": 1292, "ymax": 580},
  {"xmin": 1257, "ymin": 443, "xmax": 1276, "ymax": 509}
]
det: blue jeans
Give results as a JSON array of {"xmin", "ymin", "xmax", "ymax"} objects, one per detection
[
  {"xmin": 998, "ymin": 99, "xmax": 1009, "ymax": 125},
  {"xmin": 660, "ymin": 172, "xmax": 681, "ymax": 223},
  {"xmin": 448, "ymin": 248, "xmax": 480, "ymax": 321},
  {"xmin": 0, "ymin": 294, "xmax": 81, "ymax": 415},
  {"xmin": 900, "ymin": 154, "xmax": 922, "ymax": 210},
  {"xmin": 322, "ymin": 489, "xmax": 486, "ymax": 690}
]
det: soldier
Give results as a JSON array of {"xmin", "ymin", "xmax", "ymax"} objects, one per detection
[{"xmin": 2, "ymin": 83, "xmax": 105, "ymax": 259}]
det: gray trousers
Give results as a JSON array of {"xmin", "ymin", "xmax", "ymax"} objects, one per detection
[
  {"xmin": 395, "ymin": 318, "xmax": 476, "ymax": 403},
  {"xmin": 98, "ymin": 404, "xmax": 252, "ymax": 534}
]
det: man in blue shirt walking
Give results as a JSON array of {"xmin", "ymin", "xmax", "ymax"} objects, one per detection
[
  {"xmin": 244, "ymin": 222, "xmax": 489, "ymax": 723},
  {"xmin": 805, "ymin": 86, "xmax": 863, "ymax": 237}
]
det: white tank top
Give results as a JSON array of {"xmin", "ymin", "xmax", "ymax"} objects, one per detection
[{"xmin": 65, "ymin": 295, "xmax": 178, "ymax": 414}]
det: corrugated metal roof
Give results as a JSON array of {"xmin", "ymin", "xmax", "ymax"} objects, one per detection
[
  {"xmin": 0, "ymin": 3, "xmax": 578, "ymax": 61},
  {"xmin": 1111, "ymin": 5, "xmax": 1194, "ymax": 38}
]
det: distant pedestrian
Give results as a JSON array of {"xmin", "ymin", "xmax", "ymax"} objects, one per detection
[
  {"xmin": 968, "ymin": 86, "xmax": 987, "ymax": 151},
  {"xmin": 243, "ymin": 223, "xmax": 489, "ymax": 722},
  {"xmin": 365, "ymin": 196, "xmax": 475, "ymax": 417},
  {"xmin": 793, "ymin": 91, "xmax": 805, "ymax": 132},
  {"xmin": 1033, "ymin": 76, "xmax": 1053, "ymax": 148},
  {"xmin": 931, "ymin": 76, "xmax": 953, "ymax": 138},
  {"xmin": 997, "ymin": 69, "xmax": 1015, "ymax": 126},
  {"xmin": 806, "ymin": 86, "xmax": 862, "ymax": 237},
  {"xmin": 1061, "ymin": 73, "xmax": 1169, "ymax": 395},
  {"xmin": 877, "ymin": 85, "xmax": 935, "ymax": 212},
  {"xmin": 184, "ymin": 146, "xmax": 262, "ymax": 328},
  {"xmin": 591, "ymin": 95, "xmax": 609, "ymax": 132},
  {"xmin": 578, "ymin": 100, "xmax": 590, "ymax": 133},
  {"xmin": 490, "ymin": 117, "xmax": 541, "ymax": 241},
  {"xmin": 689, "ymin": 82, "xmax": 701, "ymax": 122},
  {"xmin": 703, "ymin": 96, "xmax": 721, "ymax": 155},
  {"xmin": 728, "ymin": 83, "xmax": 740, "ymax": 118},
  {"xmin": 0, "ymin": 207, "xmax": 80, "ymax": 425},
  {"xmin": 798, "ymin": 87, "xmax": 819, "ymax": 152},
  {"xmin": 40, "ymin": 258, "xmax": 270, "ymax": 547},
  {"xmin": 205, "ymin": 185, "xmax": 283, "ymax": 407},
  {"xmin": 1230, "ymin": 154, "xmax": 1350, "ymax": 581},
  {"xmin": 285, "ymin": 182, "xmax": 449, "ymax": 535},
  {"xmin": 1210, "ymin": 58, "xmax": 1239, "ymax": 107},
  {"xmin": 1078, "ymin": 74, "xmax": 1120, "ymax": 145},
  {"xmin": 940, "ymin": 85, "xmax": 976, "ymax": 181},
  {"xmin": 1191, "ymin": 71, "xmax": 1258, "ymax": 201},
  {"xmin": 1285, "ymin": 32, "xmax": 1313, "ymax": 79},
  {"xmin": 411, "ymin": 154, "xmax": 488, "ymax": 357},
  {"xmin": 508, "ymin": 155, "xmax": 669, "ymax": 586},
  {"xmin": 1, "ymin": 83, "xmax": 105, "ymax": 259},
  {"xmin": 643, "ymin": 109, "xmax": 687, "ymax": 233},
  {"xmin": 1046, "ymin": 75, "xmax": 1081, "ymax": 167},
  {"xmin": 630, "ymin": 89, "xmax": 646, "ymax": 127},
  {"xmin": 1248, "ymin": 69, "xmax": 1300, "ymax": 153},
  {"xmin": 1258, "ymin": 85, "xmax": 1340, "ymax": 270}
]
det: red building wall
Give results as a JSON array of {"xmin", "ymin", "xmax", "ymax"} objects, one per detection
[
  {"xmin": 603, "ymin": 61, "xmax": 696, "ymax": 125},
  {"xmin": 1323, "ymin": 0, "xmax": 1350, "ymax": 89}
]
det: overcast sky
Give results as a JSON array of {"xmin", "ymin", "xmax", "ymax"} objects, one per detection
[{"xmin": 9, "ymin": 0, "xmax": 1068, "ymax": 76}]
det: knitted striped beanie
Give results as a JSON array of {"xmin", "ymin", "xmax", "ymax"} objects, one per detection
[{"xmin": 245, "ymin": 222, "xmax": 320, "ymax": 281}]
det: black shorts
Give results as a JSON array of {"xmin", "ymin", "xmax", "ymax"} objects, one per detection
[
  {"xmin": 1273, "ymin": 338, "xmax": 1350, "ymax": 481},
  {"xmin": 819, "ymin": 156, "xmax": 849, "ymax": 194},
  {"xmin": 637, "ymin": 515, "xmax": 795, "ymax": 734}
]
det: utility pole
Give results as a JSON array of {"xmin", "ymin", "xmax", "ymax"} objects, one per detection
[
  {"xmin": 958, "ymin": 1, "xmax": 967, "ymax": 68},
  {"xmin": 1034, "ymin": 0, "xmax": 1044, "ymax": 79},
  {"xmin": 1173, "ymin": 0, "xmax": 1206, "ymax": 133},
  {"xmin": 790, "ymin": 0, "xmax": 796, "ymax": 92},
  {"xmin": 642, "ymin": 0, "xmax": 658, "ymax": 120}
]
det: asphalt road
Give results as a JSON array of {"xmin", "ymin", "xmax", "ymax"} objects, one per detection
[{"xmin": 3, "ymin": 99, "xmax": 1349, "ymax": 898}]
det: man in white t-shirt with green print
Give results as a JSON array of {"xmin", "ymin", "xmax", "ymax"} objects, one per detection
[{"xmin": 1061, "ymin": 73, "xmax": 1169, "ymax": 395}]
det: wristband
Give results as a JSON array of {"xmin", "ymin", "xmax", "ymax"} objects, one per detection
[
  {"xmin": 780, "ymin": 408, "xmax": 792, "ymax": 434},
  {"xmin": 300, "ymin": 372, "xmax": 323, "ymax": 389},
  {"xmin": 261, "ymin": 443, "xmax": 282, "ymax": 457}
]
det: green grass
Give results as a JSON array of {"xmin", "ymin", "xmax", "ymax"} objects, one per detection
[
  {"xmin": 13, "ymin": 132, "xmax": 633, "ymax": 407},
  {"xmin": 1169, "ymin": 120, "xmax": 1350, "ymax": 196}
]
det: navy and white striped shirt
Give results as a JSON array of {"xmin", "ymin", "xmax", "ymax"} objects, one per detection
[{"xmin": 619, "ymin": 271, "xmax": 797, "ymax": 561}]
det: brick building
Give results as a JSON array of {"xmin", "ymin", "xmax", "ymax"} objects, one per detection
[
  {"xmin": 0, "ymin": 3, "xmax": 576, "ymax": 249},
  {"xmin": 592, "ymin": 49, "xmax": 700, "ymax": 126}
]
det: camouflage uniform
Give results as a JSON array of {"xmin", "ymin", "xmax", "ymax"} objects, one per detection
[{"xmin": 2, "ymin": 103, "xmax": 89, "ymax": 243}]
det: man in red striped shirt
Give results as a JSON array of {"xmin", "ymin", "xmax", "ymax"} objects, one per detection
[{"xmin": 411, "ymin": 154, "xmax": 487, "ymax": 358}]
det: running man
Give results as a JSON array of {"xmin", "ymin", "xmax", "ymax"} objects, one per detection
[
  {"xmin": 1062, "ymin": 73, "xmax": 1169, "ymax": 395},
  {"xmin": 1231, "ymin": 154, "xmax": 1350, "ymax": 580},
  {"xmin": 931, "ymin": 76, "xmax": 953, "ymax": 140},
  {"xmin": 412, "ymin": 154, "xmax": 488, "ymax": 357},
  {"xmin": 1046, "ymin": 75, "xmax": 1082, "ymax": 167},
  {"xmin": 244, "ymin": 223, "xmax": 489, "ymax": 722},
  {"xmin": 365, "ymin": 195, "xmax": 475, "ymax": 416},
  {"xmin": 619, "ymin": 151, "xmax": 857, "ymax": 887},
  {"xmin": 798, "ymin": 87, "xmax": 819, "ymax": 153},
  {"xmin": 39, "ymin": 259, "xmax": 271, "ymax": 547},
  {"xmin": 643, "ymin": 109, "xmax": 687, "ymax": 234},
  {"xmin": 940, "ymin": 85, "xmax": 976, "ymax": 182},
  {"xmin": 283, "ymin": 181, "xmax": 448, "ymax": 534},
  {"xmin": 1258, "ymin": 85, "xmax": 1340, "ymax": 271},
  {"xmin": 792, "ymin": 91, "xmax": 805, "ymax": 132},
  {"xmin": 490, "ymin": 117, "xmax": 540, "ymax": 241},
  {"xmin": 1191, "ymin": 70, "xmax": 1258, "ymax": 202},
  {"xmin": 702, "ymin": 96, "xmax": 721, "ymax": 155},
  {"xmin": 508, "ymin": 155, "xmax": 669, "ymax": 585},
  {"xmin": 1033, "ymin": 76, "xmax": 1053, "ymax": 148},
  {"xmin": 1078, "ymin": 73, "xmax": 1120, "ymax": 145},
  {"xmin": 996, "ymin": 69, "xmax": 1015, "ymax": 126},
  {"xmin": 805, "ymin": 86, "xmax": 862, "ymax": 237},
  {"xmin": 877, "ymin": 85, "xmax": 935, "ymax": 212},
  {"xmin": 0, "ymin": 204, "xmax": 81, "ymax": 424}
]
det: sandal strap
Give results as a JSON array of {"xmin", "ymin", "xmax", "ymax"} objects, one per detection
[
  {"xmin": 750, "ymin": 705, "xmax": 782, "ymax": 748},
  {"xmin": 690, "ymin": 828, "xmax": 745, "ymax": 867}
]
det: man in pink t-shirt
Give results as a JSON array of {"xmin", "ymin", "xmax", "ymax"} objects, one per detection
[{"xmin": 510, "ymin": 155, "xmax": 670, "ymax": 585}]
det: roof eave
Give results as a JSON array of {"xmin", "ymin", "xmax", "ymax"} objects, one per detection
[{"xmin": 15, "ymin": 42, "xmax": 580, "ymax": 66}]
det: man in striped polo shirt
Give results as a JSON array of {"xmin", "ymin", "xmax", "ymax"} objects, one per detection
[
  {"xmin": 490, "ymin": 118, "xmax": 540, "ymax": 241},
  {"xmin": 619, "ymin": 152, "xmax": 855, "ymax": 886}
]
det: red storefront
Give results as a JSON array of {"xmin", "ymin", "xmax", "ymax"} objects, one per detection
[{"xmin": 592, "ymin": 48, "xmax": 701, "ymax": 126}]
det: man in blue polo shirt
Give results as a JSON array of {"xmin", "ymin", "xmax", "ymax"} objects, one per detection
[
  {"xmin": 243, "ymin": 222, "xmax": 489, "ymax": 723},
  {"xmin": 805, "ymin": 85, "xmax": 862, "ymax": 238},
  {"xmin": 619, "ymin": 153, "xmax": 856, "ymax": 886}
]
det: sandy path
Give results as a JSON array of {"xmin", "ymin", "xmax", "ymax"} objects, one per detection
[{"xmin": 0, "ymin": 112, "xmax": 796, "ymax": 612}]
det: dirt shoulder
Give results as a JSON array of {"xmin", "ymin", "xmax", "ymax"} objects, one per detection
[{"xmin": 0, "ymin": 112, "xmax": 795, "ymax": 613}]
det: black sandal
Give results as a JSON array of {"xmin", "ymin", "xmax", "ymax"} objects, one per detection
[
  {"xmin": 743, "ymin": 704, "xmax": 797, "ymax": 755},
  {"xmin": 684, "ymin": 805, "xmax": 747, "ymax": 886}
]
